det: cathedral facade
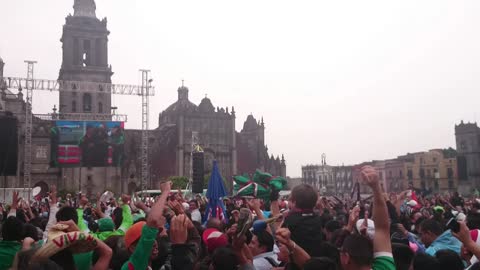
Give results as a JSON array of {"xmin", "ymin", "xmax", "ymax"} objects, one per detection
[{"xmin": 0, "ymin": 0, "xmax": 285, "ymax": 197}]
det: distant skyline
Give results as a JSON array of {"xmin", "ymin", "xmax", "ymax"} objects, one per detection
[{"xmin": 1, "ymin": 1, "xmax": 479, "ymax": 177}]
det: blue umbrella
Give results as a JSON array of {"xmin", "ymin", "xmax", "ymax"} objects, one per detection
[{"xmin": 203, "ymin": 160, "xmax": 228, "ymax": 223}]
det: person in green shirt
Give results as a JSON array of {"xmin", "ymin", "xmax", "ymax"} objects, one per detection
[
  {"xmin": 0, "ymin": 191, "xmax": 23, "ymax": 270},
  {"xmin": 76, "ymin": 194, "xmax": 133, "ymax": 240},
  {"xmin": 0, "ymin": 216, "xmax": 23, "ymax": 270},
  {"xmin": 122, "ymin": 181, "xmax": 171, "ymax": 270}
]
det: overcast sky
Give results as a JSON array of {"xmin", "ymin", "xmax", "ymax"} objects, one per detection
[{"xmin": 1, "ymin": 1, "xmax": 479, "ymax": 177}]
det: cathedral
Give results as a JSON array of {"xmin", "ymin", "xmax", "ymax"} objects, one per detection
[{"xmin": 0, "ymin": 0, "xmax": 285, "ymax": 196}]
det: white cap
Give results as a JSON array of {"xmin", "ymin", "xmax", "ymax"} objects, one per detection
[
  {"xmin": 356, "ymin": 219, "xmax": 375, "ymax": 240},
  {"xmin": 407, "ymin": 200, "xmax": 418, "ymax": 207}
]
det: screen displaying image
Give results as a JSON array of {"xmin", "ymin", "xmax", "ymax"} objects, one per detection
[{"xmin": 50, "ymin": 121, "xmax": 125, "ymax": 167}]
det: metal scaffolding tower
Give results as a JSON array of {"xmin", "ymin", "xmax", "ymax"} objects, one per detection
[
  {"xmin": 23, "ymin": 61, "xmax": 36, "ymax": 194},
  {"xmin": 4, "ymin": 63, "xmax": 155, "ymax": 193},
  {"xmin": 140, "ymin": 70, "xmax": 151, "ymax": 192}
]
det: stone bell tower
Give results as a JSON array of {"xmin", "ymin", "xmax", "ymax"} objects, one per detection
[{"xmin": 58, "ymin": 0, "xmax": 113, "ymax": 115}]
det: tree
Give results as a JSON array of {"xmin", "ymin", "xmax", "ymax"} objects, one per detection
[
  {"xmin": 170, "ymin": 176, "xmax": 189, "ymax": 189},
  {"xmin": 203, "ymin": 173, "xmax": 228, "ymax": 189}
]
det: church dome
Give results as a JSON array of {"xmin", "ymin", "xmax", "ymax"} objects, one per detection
[
  {"xmin": 163, "ymin": 99, "xmax": 197, "ymax": 114},
  {"xmin": 198, "ymin": 96, "xmax": 215, "ymax": 113},
  {"xmin": 162, "ymin": 84, "xmax": 197, "ymax": 114}
]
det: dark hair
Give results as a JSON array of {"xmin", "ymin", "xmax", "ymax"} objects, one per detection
[
  {"xmin": 413, "ymin": 253, "xmax": 440, "ymax": 270},
  {"xmin": 291, "ymin": 184, "xmax": 318, "ymax": 209},
  {"xmin": 318, "ymin": 242, "xmax": 340, "ymax": 267},
  {"xmin": 435, "ymin": 249, "xmax": 464, "ymax": 270},
  {"xmin": 342, "ymin": 234, "xmax": 373, "ymax": 267},
  {"xmin": 419, "ymin": 219, "xmax": 443, "ymax": 236},
  {"xmin": 56, "ymin": 206, "xmax": 78, "ymax": 224},
  {"xmin": 467, "ymin": 212, "xmax": 480, "ymax": 230},
  {"xmin": 414, "ymin": 216, "xmax": 427, "ymax": 228},
  {"xmin": 255, "ymin": 230, "xmax": 274, "ymax": 252},
  {"xmin": 189, "ymin": 200, "xmax": 199, "ymax": 208},
  {"xmin": 392, "ymin": 243, "xmax": 414, "ymax": 270},
  {"xmin": 325, "ymin": 220, "xmax": 341, "ymax": 233},
  {"xmin": 16, "ymin": 247, "xmax": 62, "ymax": 270},
  {"xmin": 206, "ymin": 218, "xmax": 224, "ymax": 231},
  {"xmin": 16, "ymin": 209, "xmax": 28, "ymax": 223},
  {"xmin": 211, "ymin": 247, "xmax": 238, "ymax": 270},
  {"xmin": 2, "ymin": 216, "xmax": 24, "ymax": 241},
  {"xmin": 24, "ymin": 223, "xmax": 41, "ymax": 242},
  {"xmin": 112, "ymin": 207, "xmax": 123, "ymax": 230},
  {"xmin": 103, "ymin": 235, "xmax": 129, "ymax": 270},
  {"xmin": 304, "ymin": 257, "xmax": 337, "ymax": 270},
  {"xmin": 50, "ymin": 249, "xmax": 76, "ymax": 270}
]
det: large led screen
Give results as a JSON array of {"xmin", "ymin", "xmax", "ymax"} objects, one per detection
[{"xmin": 50, "ymin": 121, "xmax": 125, "ymax": 167}]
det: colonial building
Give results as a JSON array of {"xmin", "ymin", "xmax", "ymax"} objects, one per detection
[
  {"xmin": 0, "ymin": 0, "xmax": 285, "ymax": 197},
  {"xmin": 404, "ymin": 149, "xmax": 457, "ymax": 193},
  {"xmin": 332, "ymin": 165, "xmax": 353, "ymax": 197},
  {"xmin": 301, "ymin": 155, "xmax": 352, "ymax": 195},
  {"xmin": 303, "ymin": 148, "xmax": 459, "ymax": 197}
]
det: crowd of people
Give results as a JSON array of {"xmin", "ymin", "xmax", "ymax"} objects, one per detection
[{"xmin": 2, "ymin": 166, "xmax": 480, "ymax": 269}]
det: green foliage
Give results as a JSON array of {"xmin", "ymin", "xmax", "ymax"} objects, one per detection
[
  {"xmin": 203, "ymin": 173, "xmax": 228, "ymax": 189},
  {"xmin": 170, "ymin": 176, "xmax": 189, "ymax": 189},
  {"xmin": 204, "ymin": 173, "xmax": 210, "ymax": 189},
  {"xmin": 443, "ymin": 147, "xmax": 457, "ymax": 158}
]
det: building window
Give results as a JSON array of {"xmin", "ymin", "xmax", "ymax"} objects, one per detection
[
  {"xmin": 434, "ymin": 168, "xmax": 439, "ymax": 179},
  {"xmin": 35, "ymin": 146, "xmax": 47, "ymax": 159},
  {"xmin": 96, "ymin": 38, "xmax": 102, "ymax": 66},
  {"xmin": 433, "ymin": 158, "xmax": 437, "ymax": 163},
  {"xmin": 434, "ymin": 181, "xmax": 439, "ymax": 190},
  {"xmin": 419, "ymin": 168, "xmax": 425, "ymax": 179},
  {"xmin": 72, "ymin": 100, "xmax": 77, "ymax": 113},
  {"xmin": 73, "ymin": 38, "xmax": 79, "ymax": 65},
  {"xmin": 82, "ymin": 40, "xmax": 91, "ymax": 67},
  {"xmin": 399, "ymin": 170, "xmax": 403, "ymax": 178},
  {"xmin": 447, "ymin": 168, "xmax": 454, "ymax": 180},
  {"xmin": 448, "ymin": 180, "xmax": 454, "ymax": 189},
  {"xmin": 407, "ymin": 169, "xmax": 413, "ymax": 180},
  {"xmin": 389, "ymin": 171, "xmax": 393, "ymax": 178},
  {"xmin": 421, "ymin": 181, "xmax": 426, "ymax": 189},
  {"xmin": 98, "ymin": 102, "xmax": 103, "ymax": 113},
  {"xmin": 83, "ymin": 94, "xmax": 92, "ymax": 112}
]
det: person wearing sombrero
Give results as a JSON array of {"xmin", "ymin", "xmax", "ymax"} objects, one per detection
[{"xmin": 11, "ymin": 221, "xmax": 112, "ymax": 270}]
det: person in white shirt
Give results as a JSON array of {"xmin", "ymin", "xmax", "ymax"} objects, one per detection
[
  {"xmin": 248, "ymin": 230, "xmax": 280, "ymax": 270},
  {"xmin": 189, "ymin": 200, "xmax": 202, "ymax": 223}
]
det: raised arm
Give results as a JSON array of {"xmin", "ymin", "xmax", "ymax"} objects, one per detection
[
  {"xmin": 361, "ymin": 166, "xmax": 392, "ymax": 253},
  {"xmin": 453, "ymin": 221, "xmax": 480, "ymax": 261},
  {"xmin": 117, "ymin": 194, "xmax": 133, "ymax": 233},
  {"xmin": 43, "ymin": 186, "xmax": 59, "ymax": 240},
  {"xmin": 122, "ymin": 181, "xmax": 171, "ymax": 270}
]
